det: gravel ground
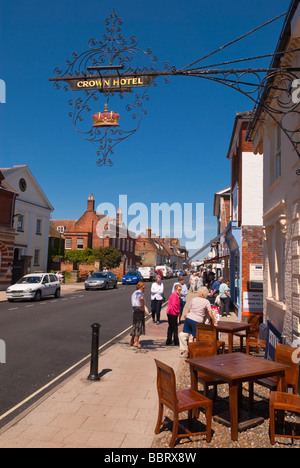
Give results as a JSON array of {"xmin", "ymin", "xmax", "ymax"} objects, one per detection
[{"xmin": 151, "ymin": 350, "xmax": 300, "ymax": 449}]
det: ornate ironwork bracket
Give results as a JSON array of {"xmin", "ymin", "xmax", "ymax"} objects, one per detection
[{"xmin": 50, "ymin": 11, "xmax": 300, "ymax": 169}]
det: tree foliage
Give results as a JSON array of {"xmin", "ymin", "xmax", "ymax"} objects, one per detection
[
  {"xmin": 64, "ymin": 246, "xmax": 122, "ymax": 269},
  {"xmin": 93, "ymin": 246, "xmax": 122, "ymax": 269}
]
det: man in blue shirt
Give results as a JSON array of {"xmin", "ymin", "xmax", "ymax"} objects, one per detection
[{"xmin": 210, "ymin": 276, "xmax": 223, "ymax": 304}]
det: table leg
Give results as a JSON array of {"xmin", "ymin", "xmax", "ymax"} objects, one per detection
[
  {"xmin": 228, "ymin": 333, "xmax": 234, "ymax": 353},
  {"xmin": 189, "ymin": 365, "xmax": 198, "ymax": 391},
  {"xmin": 229, "ymin": 382, "xmax": 239, "ymax": 441}
]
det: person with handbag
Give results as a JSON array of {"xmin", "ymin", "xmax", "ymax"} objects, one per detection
[
  {"xmin": 129, "ymin": 282, "xmax": 146, "ymax": 348},
  {"xmin": 166, "ymin": 284, "xmax": 182, "ymax": 346}
]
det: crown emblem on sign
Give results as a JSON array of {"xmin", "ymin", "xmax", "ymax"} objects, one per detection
[{"xmin": 92, "ymin": 103, "xmax": 120, "ymax": 127}]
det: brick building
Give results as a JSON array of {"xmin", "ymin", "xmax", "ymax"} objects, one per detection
[
  {"xmin": 212, "ymin": 187, "xmax": 231, "ymax": 278},
  {"xmin": 51, "ymin": 195, "xmax": 137, "ymax": 274},
  {"xmin": 0, "ymin": 171, "xmax": 17, "ymax": 290},
  {"xmin": 135, "ymin": 228, "xmax": 169, "ymax": 267},
  {"xmin": 226, "ymin": 112, "xmax": 264, "ymax": 319}
]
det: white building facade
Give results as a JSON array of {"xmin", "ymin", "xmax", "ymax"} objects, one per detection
[
  {"xmin": 247, "ymin": 0, "xmax": 300, "ymax": 344},
  {"xmin": 0, "ymin": 166, "xmax": 54, "ymax": 281}
]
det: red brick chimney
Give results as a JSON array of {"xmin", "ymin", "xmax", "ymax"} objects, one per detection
[
  {"xmin": 116, "ymin": 208, "xmax": 122, "ymax": 226},
  {"xmin": 146, "ymin": 227, "xmax": 152, "ymax": 239},
  {"xmin": 87, "ymin": 194, "xmax": 95, "ymax": 212}
]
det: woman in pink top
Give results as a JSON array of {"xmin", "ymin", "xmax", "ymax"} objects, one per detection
[{"xmin": 166, "ymin": 283, "xmax": 182, "ymax": 346}]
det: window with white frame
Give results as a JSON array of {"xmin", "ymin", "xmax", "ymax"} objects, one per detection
[
  {"xmin": 232, "ymin": 185, "xmax": 238, "ymax": 222},
  {"xmin": 77, "ymin": 238, "xmax": 84, "ymax": 250},
  {"xmin": 36, "ymin": 219, "xmax": 42, "ymax": 235},
  {"xmin": 17, "ymin": 215, "xmax": 24, "ymax": 232},
  {"xmin": 34, "ymin": 250, "xmax": 40, "ymax": 266},
  {"xmin": 65, "ymin": 238, "xmax": 72, "ymax": 250},
  {"xmin": 267, "ymin": 222, "xmax": 285, "ymax": 303},
  {"xmin": 57, "ymin": 226, "xmax": 65, "ymax": 234}
]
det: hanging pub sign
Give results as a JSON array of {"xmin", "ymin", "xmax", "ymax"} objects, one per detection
[{"xmin": 50, "ymin": 73, "xmax": 156, "ymax": 92}]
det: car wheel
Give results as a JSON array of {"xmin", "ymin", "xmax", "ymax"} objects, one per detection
[
  {"xmin": 113, "ymin": 282, "xmax": 117, "ymax": 288},
  {"xmin": 54, "ymin": 288, "xmax": 61, "ymax": 298},
  {"xmin": 8, "ymin": 299, "xmax": 14, "ymax": 303},
  {"xmin": 34, "ymin": 290, "xmax": 41, "ymax": 302},
  {"xmin": 85, "ymin": 287, "xmax": 89, "ymax": 291},
  {"xmin": 105, "ymin": 282, "xmax": 109, "ymax": 290}
]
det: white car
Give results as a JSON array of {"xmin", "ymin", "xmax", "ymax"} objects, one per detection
[{"xmin": 6, "ymin": 273, "xmax": 61, "ymax": 302}]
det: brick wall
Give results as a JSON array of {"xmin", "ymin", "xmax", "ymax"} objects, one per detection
[{"xmin": 241, "ymin": 225, "xmax": 264, "ymax": 316}]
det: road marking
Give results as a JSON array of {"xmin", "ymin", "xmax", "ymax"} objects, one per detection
[
  {"xmin": 8, "ymin": 308, "xmax": 18, "ymax": 311},
  {"xmin": 25, "ymin": 305, "xmax": 34, "ymax": 308},
  {"xmin": 0, "ymin": 325, "xmax": 133, "ymax": 423}
]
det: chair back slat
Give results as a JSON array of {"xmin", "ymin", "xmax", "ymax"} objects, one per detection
[
  {"xmin": 248, "ymin": 314, "xmax": 261, "ymax": 339},
  {"xmin": 189, "ymin": 340, "xmax": 217, "ymax": 358},
  {"xmin": 196, "ymin": 324, "xmax": 217, "ymax": 342},
  {"xmin": 275, "ymin": 344, "xmax": 300, "ymax": 393},
  {"xmin": 155, "ymin": 359, "xmax": 178, "ymax": 411}
]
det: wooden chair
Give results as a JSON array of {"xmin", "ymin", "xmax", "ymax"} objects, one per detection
[
  {"xmin": 249, "ymin": 344, "xmax": 300, "ymax": 408},
  {"xmin": 188, "ymin": 341, "xmax": 225, "ymax": 399},
  {"xmin": 195, "ymin": 324, "xmax": 225, "ymax": 354},
  {"xmin": 154, "ymin": 359, "xmax": 213, "ymax": 448},
  {"xmin": 269, "ymin": 391, "xmax": 300, "ymax": 445},
  {"xmin": 245, "ymin": 314, "xmax": 266, "ymax": 354},
  {"xmin": 232, "ymin": 314, "xmax": 263, "ymax": 353}
]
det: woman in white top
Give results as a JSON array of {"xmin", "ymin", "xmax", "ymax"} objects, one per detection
[
  {"xmin": 151, "ymin": 275, "xmax": 164, "ymax": 324},
  {"xmin": 130, "ymin": 282, "xmax": 146, "ymax": 348}
]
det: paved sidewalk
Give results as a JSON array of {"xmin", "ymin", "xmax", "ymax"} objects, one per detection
[{"xmin": 0, "ymin": 297, "xmax": 185, "ymax": 448}]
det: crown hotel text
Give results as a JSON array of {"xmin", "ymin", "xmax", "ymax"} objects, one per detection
[{"xmin": 76, "ymin": 77, "xmax": 145, "ymax": 89}]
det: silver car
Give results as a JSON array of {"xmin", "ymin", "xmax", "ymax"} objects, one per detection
[{"xmin": 84, "ymin": 272, "xmax": 118, "ymax": 290}]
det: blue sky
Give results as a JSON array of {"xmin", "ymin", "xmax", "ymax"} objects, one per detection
[{"xmin": 0, "ymin": 0, "xmax": 291, "ymax": 258}]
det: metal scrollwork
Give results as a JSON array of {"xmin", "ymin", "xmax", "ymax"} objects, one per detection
[
  {"xmin": 51, "ymin": 11, "xmax": 174, "ymax": 166},
  {"xmin": 51, "ymin": 9, "xmax": 300, "ymax": 169}
]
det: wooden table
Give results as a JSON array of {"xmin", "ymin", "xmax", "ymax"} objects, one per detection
[
  {"xmin": 217, "ymin": 321, "xmax": 250, "ymax": 353},
  {"xmin": 186, "ymin": 353, "xmax": 288, "ymax": 441}
]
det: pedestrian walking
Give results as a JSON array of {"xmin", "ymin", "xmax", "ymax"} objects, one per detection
[
  {"xmin": 166, "ymin": 283, "xmax": 182, "ymax": 346},
  {"xmin": 189, "ymin": 272, "xmax": 197, "ymax": 293},
  {"xmin": 210, "ymin": 276, "xmax": 223, "ymax": 303},
  {"xmin": 151, "ymin": 275, "xmax": 164, "ymax": 324},
  {"xmin": 172, "ymin": 276, "xmax": 188, "ymax": 322},
  {"xmin": 129, "ymin": 282, "xmax": 146, "ymax": 348},
  {"xmin": 219, "ymin": 279, "xmax": 231, "ymax": 317}
]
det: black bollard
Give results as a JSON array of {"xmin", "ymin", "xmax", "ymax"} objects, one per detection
[{"xmin": 88, "ymin": 323, "xmax": 102, "ymax": 381}]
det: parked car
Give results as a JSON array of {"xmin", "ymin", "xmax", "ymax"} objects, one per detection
[
  {"xmin": 6, "ymin": 273, "xmax": 61, "ymax": 302},
  {"xmin": 122, "ymin": 271, "xmax": 144, "ymax": 285},
  {"xmin": 138, "ymin": 266, "xmax": 156, "ymax": 281},
  {"xmin": 155, "ymin": 265, "xmax": 169, "ymax": 278},
  {"xmin": 156, "ymin": 265, "xmax": 173, "ymax": 278},
  {"xmin": 84, "ymin": 272, "xmax": 117, "ymax": 290}
]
